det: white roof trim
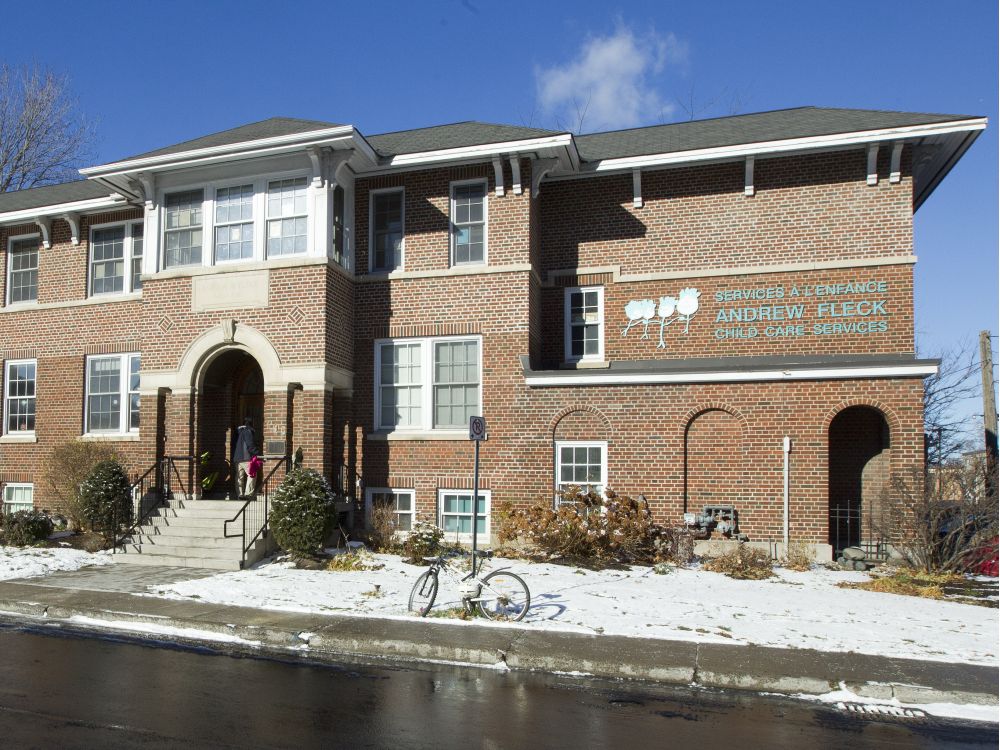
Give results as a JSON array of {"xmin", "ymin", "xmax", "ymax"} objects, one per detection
[
  {"xmin": 525, "ymin": 363, "xmax": 939, "ymax": 387},
  {"xmin": 384, "ymin": 133, "xmax": 576, "ymax": 168},
  {"xmin": 0, "ymin": 194, "xmax": 129, "ymax": 225},
  {"xmin": 581, "ymin": 118, "xmax": 988, "ymax": 174},
  {"xmin": 80, "ymin": 125, "xmax": 358, "ymax": 177}
]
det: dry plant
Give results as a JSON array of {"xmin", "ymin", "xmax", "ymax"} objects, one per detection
[
  {"xmin": 782, "ymin": 541, "xmax": 814, "ymax": 572},
  {"xmin": 703, "ymin": 544, "xmax": 774, "ymax": 580},
  {"xmin": 364, "ymin": 502, "xmax": 401, "ymax": 553},
  {"xmin": 44, "ymin": 441, "xmax": 117, "ymax": 531}
]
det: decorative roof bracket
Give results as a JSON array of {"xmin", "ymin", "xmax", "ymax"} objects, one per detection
[
  {"xmin": 34, "ymin": 216, "xmax": 51, "ymax": 248},
  {"xmin": 632, "ymin": 169, "xmax": 643, "ymax": 208},
  {"xmin": 531, "ymin": 158, "xmax": 558, "ymax": 198},
  {"xmin": 744, "ymin": 156, "xmax": 755, "ymax": 197},
  {"xmin": 492, "ymin": 156, "xmax": 504, "ymax": 197},
  {"xmin": 866, "ymin": 143, "xmax": 879, "ymax": 185},
  {"xmin": 889, "ymin": 141, "xmax": 904, "ymax": 184},
  {"xmin": 326, "ymin": 150, "xmax": 353, "ymax": 188},
  {"xmin": 510, "ymin": 156, "xmax": 522, "ymax": 195},
  {"xmin": 61, "ymin": 212, "xmax": 81, "ymax": 245}
]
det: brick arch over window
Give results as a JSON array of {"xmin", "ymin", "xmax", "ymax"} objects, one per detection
[
  {"xmin": 683, "ymin": 407, "xmax": 748, "ymax": 514},
  {"xmin": 550, "ymin": 405, "xmax": 612, "ymax": 442}
]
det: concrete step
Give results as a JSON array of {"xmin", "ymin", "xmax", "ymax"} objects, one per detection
[
  {"xmin": 144, "ymin": 516, "xmax": 234, "ymax": 530},
  {"xmin": 167, "ymin": 499, "xmax": 262, "ymax": 512},
  {"xmin": 113, "ymin": 550, "xmax": 241, "ymax": 571},
  {"xmin": 133, "ymin": 523, "xmax": 235, "ymax": 539},
  {"xmin": 127, "ymin": 533, "xmax": 245, "ymax": 549},
  {"xmin": 152, "ymin": 506, "xmax": 247, "ymax": 520},
  {"xmin": 118, "ymin": 543, "xmax": 245, "ymax": 561}
]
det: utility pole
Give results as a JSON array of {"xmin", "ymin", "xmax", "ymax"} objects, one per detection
[{"xmin": 979, "ymin": 330, "xmax": 998, "ymax": 497}]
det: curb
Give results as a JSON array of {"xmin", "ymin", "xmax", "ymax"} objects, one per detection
[{"xmin": 0, "ymin": 589, "xmax": 995, "ymax": 707}]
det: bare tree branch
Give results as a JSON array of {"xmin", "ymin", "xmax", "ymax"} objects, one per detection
[
  {"xmin": 0, "ymin": 64, "xmax": 95, "ymax": 193},
  {"xmin": 922, "ymin": 339, "xmax": 982, "ymax": 464}
]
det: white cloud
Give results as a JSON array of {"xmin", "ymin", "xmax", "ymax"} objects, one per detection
[{"xmin": 535, "ymin": 25, "xmax": 687, "ymax": 133}]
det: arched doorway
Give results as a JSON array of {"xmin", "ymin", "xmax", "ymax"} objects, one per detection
[
  {"xmin": 198, "ymin": 350, "xmax": 265, "ymax": 498},
  {"xmin": 827, "ymin": 406, "xmax": 891, "ymax": 555}
]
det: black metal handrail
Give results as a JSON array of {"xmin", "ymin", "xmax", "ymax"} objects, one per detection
[
  {"xmin": 113, "ymin": 455, "xmax": 196, "ymax": 553},
  {"xmin": 223, "ymin": 455, "xmax": 288, "ymax": 568}
]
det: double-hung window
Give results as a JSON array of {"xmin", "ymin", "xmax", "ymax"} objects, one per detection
[
  {"xmin": 564, "ymin": 287, "xmax": 604, "ymax": 362},
  {"xmin": 3, "ymin": 360, "xmax": 36, "ymax": 434},
  {"xmin": 2, "ymin": 483, "xmax": 33, "ymax": 514},
  {"xmin": 450, "ymin": 181, "xmax": 487, "ymax": 265},
  {"xmin": 85, "ymin": 353, "xmax": 140, "ymax": 434},
  {"xmin": 555, "ymin": 441, "xmax": 607, "ymax": 506},
  {"xmin": 164, "ymin": 190, "xmax": 204, "ymax": 268},
  {"xmin": 267, "ymin": 177, "xmax": 308, "ymax": 257},
  {"xmin": 438, "ymin": 489, "xmax": 490, "ymax": 542},
  {"xmin": 90, "ymin": 222, "xmax": 144, "ymax": 296},
  {"xmin": 7, "ymin": 236, "xmax": 39, "ymax": 304},
  {"xmin": 214, "ymin": 185, "xmax": 254, "ymax": 262},
  {"xmin": 375, "ymin": 337, "xmax": 481, "ymax": 433},
  {"xmin": 366, "ymin": 488, "xmax": 415, "ymax": 533},
  {"xmin": 370, "ymin": 189, "xmax": 404, "ymax": 272}
]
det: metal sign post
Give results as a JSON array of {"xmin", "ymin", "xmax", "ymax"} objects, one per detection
[{"xmin": 469, "ymin": 416, "xmax": 487, "ymax": 575}]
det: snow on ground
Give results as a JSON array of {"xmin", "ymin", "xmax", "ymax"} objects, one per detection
[
  {"xmin": 146, "ymin": 553, "xmax": 999, "ymax": 667},
  {"xmin": 800, "ymin": 683, "xmax": 1000, "ymax": 724},
  {"xmin": 0, "ymin": 546, "xmax": 111, "ymax": 580},
  {"xmin": 67, "ymin": 615, "xmax": 262, "ymax": 647}
]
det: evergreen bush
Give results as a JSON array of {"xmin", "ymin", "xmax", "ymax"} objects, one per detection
[
  {"xmin": 269, "ymin": 469, "xmax": 337, "ymax": 557},
  {"xmin": 79, "ymin": 459, "xmax": 132, "ymax": 543},
  {"xmin": 401, "ymin": 520, "xmax": 444, "ymax": 564},
  {"xmin": 3, "ymin": 510, "xmax": 54, "ymax": 546}
]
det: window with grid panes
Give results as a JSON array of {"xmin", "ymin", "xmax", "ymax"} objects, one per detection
[
  {"xmin": 90, "ymin": 226, "xmax": 126, "ymax": 295},
  {"xmin": 4, "ymin": 360, "xmax": 36, "ymax": 433},
  {"xmin": 433, "ymin": 340, "xmax": 480, "ymax": 428},
  {"xmin": 130, "ymin": 223, "xmax": 144, "ymax": 290},
  {"xmin": 266, "ymin": 177, "xmax": 308, "ymax": 256},
  {"xmin": 565, "ymin": 287, "xmax": 604, "ymax": 361},
  {"xmin": 86, "ymin": 354, "xmax": 139, "ymax": 433},
  {"xmin": 2, "ymin": 484, "xmax": 33, "ymax": 515},
  {"xmin": 450, "ymin": 182, "xmax": 486, "ymax": 265},
  {"xmin": 164, "ymin": 190, "xmax": 203, "ymax": 267},
  {"xmin": 8, "ymin": 237, "xmax": 38, "ymax": 303},
  {"xmin": 215, "ymin": 184, "xmax": 254, "ymax": 261},
  {"xmin": 371, "ymin": 190, "xmax": 403, "ymax": 271},
  {"xmin": 555, "ymin": 441, "xmax": 607, "ymax": 506},
  {"xmin": 367, "ymin": 489, "xmax": 414, "ymax": 532},
  {"xmin": 438, "ymin": 490, "xmax": 489, "ymax": 540},
  {"xmin": 378, "ymin": 342, "xmax": 422, "ymax": 429}
]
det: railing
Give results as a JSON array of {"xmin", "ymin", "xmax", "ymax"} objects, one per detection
[
  {"xmin": 224, "ymin": 455, "xmax": 289, "ymax": 568},
  {"xmin": 334, "ymin": 463, "xmax": 363, "ymax": 503},
  {"xmin": 829, "ymin": 505, "xmax": 888, "ymax": 561},
  {"xmin": 113, "ymin": 455, "xmax": 196, "ymax": 553}
]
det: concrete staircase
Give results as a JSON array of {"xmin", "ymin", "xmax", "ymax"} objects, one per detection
[{"xmin": 115, "ymin": 498, "xmax": 270, "ymax": 570}]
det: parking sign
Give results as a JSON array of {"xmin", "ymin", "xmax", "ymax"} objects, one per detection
[{"xmin": 469, "ymin": 416, "xmax": 487, "ymax": 441}]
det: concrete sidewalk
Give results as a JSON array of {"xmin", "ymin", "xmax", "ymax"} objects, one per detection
[{"xmin": 0, "ymin": 563, "xmax": 995, "ymax": 707}]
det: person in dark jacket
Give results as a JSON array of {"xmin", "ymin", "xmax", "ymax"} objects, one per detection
[{"xmin": 233, "ymin": 417, "xmax": 258, "ymax": 498}]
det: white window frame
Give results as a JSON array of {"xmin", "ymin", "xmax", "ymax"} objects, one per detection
[
  {"xmin": 554, "ymin": 440, "xmax": 608, "ymax": 507},
  {"xmin": 89, "ymin": 220, "xmax": 145, "ymax": 296},
  {"xmin": 265, "ymin": 175, "xmax": 310, "ymax": 259},
  {"xmin": 156, "ymin": 168, "xmax": 313, "ymax": 271},
  {"xmin": 368, "ymin": 187, "xmax": 405, "ymax": 272},
  {"xmin": 3, "ymin": 358, "xmax": 37, "ymax": 436},
  {"xmin": 437, "ymin": 488, "xmax": 491, "ymax": 543},
  {"xmin": 373, "ymin": 336, "xmax": 483, "ymax": 435},
  {"xmin": 6, "ymin": 233, "xmax": 40, "ymax": 305},
  {"xmin": 364, "ymin": 487, "xmax": 416, "ymax": 534},
  {"xmin": 84, "ymin": 353, "xmax": 140, "ymax": 436},
  {"xmin": 2, "ymin": 483, "xmax": 33, "ymax": 514},
  {"xmin": 564, "ymin": 286, "xmax": 605, "ymax": 363},
  {"xmin": 213, "ymin": 183, "xmax": 256, "ymax": 264},
  {"xmin": 449, "ymin": 178, "xmax": 488, "ymax": 267}
]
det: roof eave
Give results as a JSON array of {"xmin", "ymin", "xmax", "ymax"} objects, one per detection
[
  {"xmin": 378, "ymin": 133, "xmax": 576, "ymax": 170},
  {"xmin": 0, "ymin": 193, "xmax": 131, "ymax": 226}
]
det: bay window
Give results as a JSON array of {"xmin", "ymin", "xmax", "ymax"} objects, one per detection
[
  {"xmin": 90, "ymin": 222, "xmax": 144, "ymax": 295},
  {"xmin": 164, "ymin": 190, "xmax": 204, "ymax": 267}
]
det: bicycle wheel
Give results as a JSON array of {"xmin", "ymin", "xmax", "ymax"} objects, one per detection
[
  {"xmin": 477, "ymin": 571, "xmax": 530, "ymax": 622},
  {"xmin": 408, "ymin": 570, "xmax": 438, "ymax": 617}
]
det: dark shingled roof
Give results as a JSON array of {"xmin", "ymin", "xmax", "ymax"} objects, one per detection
[
  {"xmin": 574, "ymin": 106, "xmax": 979, "ymax": 162},
  {"xmin": 366, "ymin": 121, "xmax": 563, "ymax": 156},
  {"xmin": 118, "ymin": 117, "xmax": 342, "ymax": 161},
  {"xmin": 0, "ymin": 179, "xmax": 110, "ymax": 214}
]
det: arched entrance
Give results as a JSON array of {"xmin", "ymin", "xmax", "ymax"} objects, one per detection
[
  {"xmin": 827, "ymin": 406, "xmax": 891, "ymax": 555},
  {"xmin": 198, "ymin": 350, "xmax": 265, "ymax": 498}
]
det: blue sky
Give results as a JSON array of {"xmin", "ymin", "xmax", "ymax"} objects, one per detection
[{"xmin": 4, "ymin": 0, "xmax": 997, "ymax": 437}]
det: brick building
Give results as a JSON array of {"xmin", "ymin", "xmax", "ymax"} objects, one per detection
[{"xmin": 0, "ymin": 107, "xmax": 985, "ymax": 565}]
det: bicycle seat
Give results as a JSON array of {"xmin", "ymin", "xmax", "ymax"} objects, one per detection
[{"xmin": 473, "ymin": 549, "xmax": 493, "ymax": 558}]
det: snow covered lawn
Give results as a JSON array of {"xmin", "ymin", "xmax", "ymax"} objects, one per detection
[
  {"xmin": 0, "ymin": 545, "xmax": 111, "ymax": 580},
  {"xmin": 146, "ymin": 553, "xmax": 999, "ymax": 667}
]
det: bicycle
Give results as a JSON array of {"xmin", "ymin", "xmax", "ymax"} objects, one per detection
[{"xmin": 408, "ymin": 550, "xmax": 531, "ymax": 622}]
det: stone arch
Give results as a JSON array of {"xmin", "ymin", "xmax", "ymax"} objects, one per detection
[
  {"xmin": 683, "ymin": 406, "xmax": 748, "ymax": 515},
  {"xmin": 179, "ymin": 322, "xmax": 284, "ymax": 392},
  {"xmin": 549, "ymin": 404, "xmax": 612, "ymax": 442}
]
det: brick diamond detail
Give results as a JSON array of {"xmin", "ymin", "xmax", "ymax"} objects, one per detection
[
  {"xmin": 158, "ymin": 316, "xmax": 174, "ymax": 333},
  {"xmin": 287, "ymin": 306, "xmax": 304, "ymax": 324}
]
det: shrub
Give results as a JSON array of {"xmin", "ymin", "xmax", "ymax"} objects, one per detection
[
  {"xmin": 79, "ymin": 459, "xmax": 132, "ymax": 544},
  {"xmin": 401, "ymin": 519, "xmax": 444, "ymax": 564},
  {"xmin": 703, "ymin": 544, "xmax": 775, "ymax": 580},
  {"xmin": 3, "ymin": 510, "xmax": 54, "ymax": 546},
  {"xmin": 269, "ymin": 468, "xmax": 337, "ymax": 557},
  {"xmin": 496, "ymin": 488, "xmax": 693, "ymax": 565},
  {"xmin": 782, "ymin": 541, "xmax": 814, "ymax": 571},
  {"xmin": 364, "ymin": 501, "xmax": 402, "ymax": 553},
  {"xmin": 43, "ymin": 440, "xmax": 117, "ymax": 530}
]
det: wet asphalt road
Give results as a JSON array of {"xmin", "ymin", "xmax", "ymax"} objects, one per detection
[{"xmin": 0, "ymin": 623, "xmax": 992, "ymax": 749}]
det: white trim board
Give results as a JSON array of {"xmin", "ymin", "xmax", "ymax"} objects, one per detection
[{"xmin": 524, "ymin": 363, "xmax": 938, "ymax": 388}]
